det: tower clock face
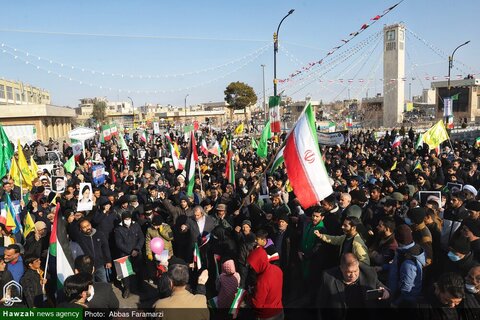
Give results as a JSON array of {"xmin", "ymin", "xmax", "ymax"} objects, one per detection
[{"xmin": 386, "ymin": 30, "xmax": 395, "ymax": 41}]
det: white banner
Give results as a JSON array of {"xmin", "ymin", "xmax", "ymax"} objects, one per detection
[{"xmin": 317, "ymin": 131, "xmax": 347, "ymax": 145}]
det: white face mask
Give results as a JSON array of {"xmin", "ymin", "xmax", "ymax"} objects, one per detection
[
  {"xmin": 124, "ymin": 219, "xmax": 132, "ymax": 226},
  {"xmin": 465, "ymin": 283, "xmax": 479, "ymax": 294},
  {"xmin": 87, "ymin": 285, "xmax": 95, "ymax": 301}
]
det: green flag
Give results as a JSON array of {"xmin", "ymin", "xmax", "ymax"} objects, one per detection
[
  {"xmin": 251, "ymin": 138, "xmax": 258, "ymax": 150},
  {"xmin": 451, "ymin": 93, "xmax": 459, "ymax": 101},
  {"xmin": 415, "ymin": 133, "xmax": 423, "ymax": 149},
  {"xmin": 257, "ymin": 120, "xmax": 271, "ymax": 158},
  {"xmin": 0, "ymin": 125, "xmax": 14, "ymax": 179},
  {"xmin": 63, "ymin": 155, "xmax": 76, "ymax": 173}
]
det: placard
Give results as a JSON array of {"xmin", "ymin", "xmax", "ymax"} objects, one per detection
[{"xmin": 77, "ymin": 183, "xmax": 93, "ymax": 211}]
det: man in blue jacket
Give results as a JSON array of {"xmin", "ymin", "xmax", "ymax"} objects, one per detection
[{"xmin": 114, "ymin": 211, "xmax": 145, "ymax": 298}]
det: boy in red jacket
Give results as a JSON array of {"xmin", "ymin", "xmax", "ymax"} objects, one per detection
[{"xmin": 247, "ymin": 246, "xmax": 284, "ymax": 320}]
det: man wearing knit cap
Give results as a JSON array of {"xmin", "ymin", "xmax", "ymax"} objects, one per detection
[
  {"xmin": 466, "ymin": 201, "xmax": 480, "ymax": 220},
  {"xmin": 445, "ymin": 233, "xmax": 476, "ymax": 278},
  {"xmin": 461, "ymin": 219, "xmax": 480, "ymax": 262},
  {"xmin": 406, "ymin": 207, "xmax": 433, "ymax": 267},
  {"xmin": 388, "ymin": 224, "xmax": 426, "ymax": 307}
]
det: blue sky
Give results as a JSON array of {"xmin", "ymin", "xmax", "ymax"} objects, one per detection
[{"xmin": 0, "ymin": 0, "xmax": 478, "ymax": 108}]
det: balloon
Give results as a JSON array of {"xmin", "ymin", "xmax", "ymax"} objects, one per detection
[{"xmin": 150, "ymin": 237, "xmax": 165, "ymax": 255}]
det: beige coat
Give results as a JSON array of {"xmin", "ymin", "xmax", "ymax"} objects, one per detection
[
  {"xmin": 153, "ymin": 287, "xmax": 209, "ymax": 320},
  {"xmin": 146, "ymin": 224, "xmax": 174, "ymax": 257},
  {"xmin": 319, "ymin": 232, "xmax": 370, "ymax": 265}
]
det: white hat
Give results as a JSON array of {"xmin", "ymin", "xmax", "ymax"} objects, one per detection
[{"xmin": 463, "ymin": 185, "xmax": 478, "ymax": 197}]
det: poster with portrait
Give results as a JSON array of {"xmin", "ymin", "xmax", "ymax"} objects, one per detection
[
  {"xmin": 446, "ymin": 182, "xmax": 463, "ymax": 193},
  {"xmin": 77, "ymin": 182, "xmax": 93, "ymax": 211},
  {"xmin": 418, "ymin": 191, "xmax": 442, "ymax": 208},
  {"xmin": 91, "ymin": 164, "xmax": 106, "ymax": 186},
  {"xmin": 51, "ymin": 176, "xmax": 66, "ymax": 193}
]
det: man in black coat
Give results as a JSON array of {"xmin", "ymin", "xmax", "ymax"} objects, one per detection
[
  {"xmin": 69, "ymin": 218, "xmax": 112, "ymax": 283},
  {"xmin": 114, "ymin": 211, "xmax": 145, "ymax": 298},
  {"xmin": 317, "ymin": 253, "xmax": 390, "ymax": 320},
  {"xmin": 20, "ymin": 256, "xmax": 45, "ymax": 308},
  {"xmin": 73, "ymin": 255, "xmax": 119, "ymax": 309}
]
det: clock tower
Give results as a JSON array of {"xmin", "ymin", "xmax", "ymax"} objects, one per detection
[{"xmin": 383, "ymin": 24, "xmax": 406, "ymax": 128}]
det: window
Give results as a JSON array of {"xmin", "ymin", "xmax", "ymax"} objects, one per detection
[
  {"xmin": 0, "ymin": 85, "xmax": 5, "ymax": 99},
  {"xmin": 386, "ymin": 42, "xmax": 397, "ymax": 51},
  {"xmin": 6, "ymin": 86, "xmax": 13, "ymax": 100},
  {"xmin": 15, "ymin": 88, "xmax": 21, "ymax": 102},
  {"xmin": 386, "ymin": 30, "xmax": 395, "ymax": 41}
]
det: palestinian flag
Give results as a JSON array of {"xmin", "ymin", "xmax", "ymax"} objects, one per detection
[
  {"xmin": 229, "ymin": 288, "xmax": 247, "ymax": 319},
  {"xmin": 269, "ymin": 96, "xmax": 281, "ymax": 133},
  {"xmin": 49, "ymin": 203, "xmax": 74, "ymax": 288},
  {"xmin": 193, "ymin": 243, "xmax": 202, "ymax": 269},
  {"xmin": 270, "ymin": 146, "xmax": 285, "ymax": 173},
  {"xmin": 284, "ymin": 103, "xmax": 333, "ymax": 208},
  {"xmin": 225, "ymin": 140, "xmax": 235, "ymax": 186},
  {"xmin": 185, "ymin": 132, "xmax": 198, "ymax": 196},
  {"xmin": 114, "ymin": 256, "xmax": 135, "ymax": 280}
]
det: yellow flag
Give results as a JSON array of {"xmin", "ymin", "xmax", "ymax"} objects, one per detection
[
  {"xmin": 23, "ymin": 211, "xmax": 35, "ymax": 239},
  {"xmin": 154, "ymin": 158, "xmax": 163, "ymax": 170},
  {"xmin": 50, "ymin": 195, "xmax": 57, "ymax": 205},
  {"xmin": 285, "ymin": 179, "xmax": 293, "ymax": 192},
  {"xmin": 17, "ymin": 140, "xmax": 34, "ymax": 187},
  {"xmin": 221, "ymin": 136, "xmax": 228, "ymax": 152},
  {"xmin": 422, "ymin": 120, "xmax": 449, "ymax": 150},
  {"xmin": 9, "ymin": 157, "xmax": 22, "ymax": 187},
  {"xmin": 234, "ymin": 123, "xmax": 244, "ymax": 135},
  {"xmin": 390, "ymin": 161, "xmax": 397, "ymax": 171},
  {"xmin": 30, "ymin": 156, "xmax": 39, "ymax": 179},
  {"xmin": 173, "ymin": 141, "xmax": 180, "ymax": 158}
]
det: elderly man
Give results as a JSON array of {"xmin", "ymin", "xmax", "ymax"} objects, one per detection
[
  {"xmin": 153, "ymin": 264, "xmax": 209, "ymax": 320},
  {"xmin": 317, "ymin": 253, "xmax": 389, "ymax": 319},
  {"xmin": 186, "ymin": 206, "xmax": 215, "ymax": 243}
]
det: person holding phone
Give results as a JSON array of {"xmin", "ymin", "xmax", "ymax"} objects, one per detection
[{"xmin": 317, "ymin": 253, "xmax": 390, "ymax": 319}]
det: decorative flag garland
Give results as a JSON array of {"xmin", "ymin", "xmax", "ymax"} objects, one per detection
[{"xmin": 278, "ymin": 0, "xmax": 405, "ymax": 83}]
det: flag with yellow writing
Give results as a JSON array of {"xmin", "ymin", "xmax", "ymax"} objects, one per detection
[
  {"xmin": 17, "ymin": 140, "xmax": 34, "ymax": 187},
  {"xmin": 234, "ymin": 123, "xmax": 244, "ymax": 135},
  {"xmin": 422, "ymin": 120, "xmax": 449, "ymax": 150}
]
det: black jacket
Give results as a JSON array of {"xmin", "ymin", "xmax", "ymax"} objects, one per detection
[
  {"xmin": 71, "ymin": 228, "xmax": 112, "ymax": 269},
  {"xmin": 20, "ymin": 269, "xmax": 43, "ymax": 308},
  {"xmin": 87, "ymin": 282, "xmax": 120, "ymax": 309},
  {"xmin": 114, "ymin": 221, "xmax": 145, "ymax": 257}
]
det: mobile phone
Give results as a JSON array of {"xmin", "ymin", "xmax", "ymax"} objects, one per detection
[{"xmin": 366, "ymin": 289, "xmax": 382, "ymax": 300}]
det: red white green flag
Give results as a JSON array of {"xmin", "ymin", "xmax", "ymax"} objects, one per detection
[
  {"xmin": 185, "ymin": 131, "xmax": 199, "ymax": 196},
  {"xmin": 284, "ymin": 103, "xmax": 333, "ymax": 208},
  {"xmin": 269, "ymin": 96, "xmax": 281, "ymax": 133},
  {"xmin": 225, "ymin": 140, "xmax": 235, "ymax": 186},
  {"xmin": 193, "ymin": 243, "xmax": 202, "ymax": 269},
  {"xmin": 229, "ymin": 287, "xmax": 247, "ymax": 319},
  {"xmin": 101, "ymin": 124, "xmax": 112, "ymax": 143}
]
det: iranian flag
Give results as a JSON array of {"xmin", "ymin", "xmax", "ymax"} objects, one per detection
[
  {"xmin": 269, "ymin": 96, "xmax": 281, "ymax": 133},
  {"xmin": 270, "ymin": 146, "xmax": 285, "ymax": 173},
  {"xmin": 229, "ymin": 288, "xmax": 247, "ymax": 319},
  {"xmin": 209, "ymin": 141, "xmax": 221, "ymax": 157},
  {"xmin": 225, "ymin": 140, "xmax": 235, "ymax": 186},
  {"xmin": 392, "ymin": 136, "xmax": 401, "ymax": 148},
  {"xmin": 200, "ymin": 139, "xmax": 209, "ymax": 156},
  {"xmin": 346, "ymin": 116, "xmax": 353, "ymax": 127},
  {"xmin": 193, "ymin": 243, "xmax": 202, "ymax": 269},
  {"xmin": 165, "ymin": 135, "xmax": 183, "ymax": 170},
  {"xmin": 114, "ymin": 256, "xmax": 135, "ymax": 279},
  {"xmin": 185, "ymin": 132, "xmax": 198, "ymax": 196},
  {"xmin": 140, "ymin": 130, "xmax": 147, "ymax": 142},
  {"xmin": 284, "ymin": 103, "xmax": 333, "ymax": 208},
  {"xmin": 49, "ymin": 203, "xmax": 74, "ymax": 288},
  {"xmin": 110, "ymin": 124, "xmax": 118, "ymax": 137},
  {"xmin": 101, "ymin": 124, "xmax": 112, "ymax": 142}
]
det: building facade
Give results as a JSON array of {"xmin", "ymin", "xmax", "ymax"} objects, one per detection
[{"xmin": 0, "ymin": 79, "xmax": 51, "ymax": 105}]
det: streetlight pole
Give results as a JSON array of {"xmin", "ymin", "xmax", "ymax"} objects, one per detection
[
  {"xmin": 184, "ymin": 94, "xmax": 189, "ymax": 124},
  {"xmin": 448, "ymin": 40, "xmax": 470, "ymax": 92},
  {"xmin": 273, "ymin": 9, "xmax": 294, "ymax": 97},
  {"xmin": 261, "ymin": 64, "xmax": 266, "ymax": 121},
  {"xmin": 447, "ymin": 40, "xmax": 470, "ymax": 124},
  {"xmin": 127, "ymin": 96, "xmax": 134, "ymax": 129}
]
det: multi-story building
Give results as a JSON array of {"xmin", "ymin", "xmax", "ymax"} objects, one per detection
[{"xmin": 0, "ymin": 79, "xmax": 51, "ymax": 105}]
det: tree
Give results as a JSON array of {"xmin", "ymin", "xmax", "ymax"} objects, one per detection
[
  {"xmin": 92, "ymin": 100, "xmax": 107, "ymax": 124},
  {"xmin": 224, "ymin": 81, "xmax": 257, "ymax": 123}
]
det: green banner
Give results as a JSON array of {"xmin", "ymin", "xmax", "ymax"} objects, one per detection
[{"xmin": 0, "ymin": 309, "xmax": 83, "ymax": 320}]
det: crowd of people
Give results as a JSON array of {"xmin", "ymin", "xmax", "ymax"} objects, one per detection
[{"xmin": 0, "ymin": 125, "xmax": 480, "ymax": 319}]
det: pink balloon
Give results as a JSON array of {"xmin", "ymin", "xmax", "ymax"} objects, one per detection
[{"xmin": 150, "ymin": 237, "xmax": 165, "ymax": 255}]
